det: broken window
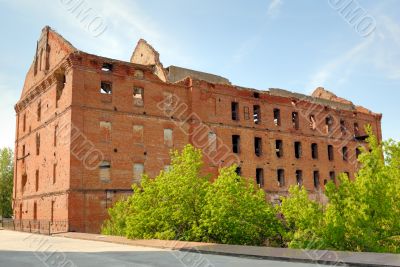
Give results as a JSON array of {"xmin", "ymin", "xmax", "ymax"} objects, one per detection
[
  {"xmin": 256, "ymin": 168, "xmax": 264, "ymax": 187},
  {"xmin": 56, "ymin": 74, "xmax": 66, "ymax": 107},
  {"xmin": 231, "ymin": 102, "xmax": 239, "ymax": 121},
  {"xmin": 253, "ymin": 92, "xmax": 260, "ymax": 98},
  {"xmin": 328, "ymin": 145, "xmax": 334, "ymax": 161},
  {"xmin": 253, "ymin": 105, "xmax": 261, "ymax": 124},
  {"xmin": 232, "ymin": 135, "xmax": 240, "ymax": 154},
  {"xmin": 311, "ymin": 143, "xmax": 318, "ymax": 159},
  {"xmin": 254, "ymin": 137, "xmax": 262, "ymax": 157},
  {"xmin": 329, "ymin": 171, "xmax": 336, "ymax": 183},
  {"xmin": 21, "ymin": 173, "xmax": 27, "ymax": 193},
  {"xmin": 100, "ymin": 121, "xmax": 112, "ymax": 142},
  {"xmin": 102, "ymin": 63, "xmax": 113, "ymax": 72},
  {"xmin": 53, "ymin": 163, "xmax": 57, "ymax": 184},
  {"xmin": 35, "ymin": 170, "xmax": 39, "ymax": 192},
  {"xmin": 340, "ymin": 120, "xmax": 346, "ymax": 135},
  {"xmin": 36, "ymin": 133, "xmax": 40, "ymax": 156},
  {"xmin": 292, "ymin": 112, "xmax": 299, "ymax": 129},
  {"xmin": 325, "ymin": 116, "xmax": 333, "ymax": 134},
  {"xmin": 296, "ymin": 170, "xmax": 303, "ymax": 186},
  {"xmin": 273, "ymin": 108, "xmax": 281, "ymax": 126},
  {"xmin": 133, "ymin": 125, "xmax": 144, "ymax": 143},
  {"xmin": 100, "ymin": 81, "xmax": 112, "ymax": 94},
  {"xmin": 208, "ymin": 132, "xmax": 217, "ymax": 152},
  {"xmin": 235, "ymin": 167, "xmax": 242, "ymax": 176},
  {"xmin": 23, "ymin": 113, "xmax": 26, "ymax": 132},
  {"xmin": 99, "ymin": 160, "xmax": 111, "ymax": 182},
  {"xmin": 309, "ymin": 115, "xmax": 316, "ymax": 130},
  {"xmin": 164, "ymin": 128, "xmax": 173, "ymax": 147},
  {"xmin": 354, "ymin": 122, "xmax": 360, "ymax": 136},
  {"xmin": 133, "ymin": 163, "xmax": 144, "ymax": 184},
  {"xmin": 243, "ymin": 106, "xmax": 250, "ymax": 120},
  {"xmin": 37, "ymin": 101, "xmax": 41, "ymax": 121},
  {"xmin": 277, "ymin": 169, "xmax": 285, "ymax": 187},
  {"xmin": 276, "ymin": 140, "xmax": 283, "ymax": 158},
  {"xmin": 313, "ymin": 171, "xmax": 320, "ymax": 189},
  {"xmin": 133, "ymin": 87, "xmax": 144, "ymax": 106},
  {"xmin": 342, "ymin": 146, "xmax": 348, "ymax": 161},
  {"xmin": 294, "ymin": 141, "xmax": 302, "ymax": 159},
  {"xmin": 54, "ymin": 125, "xmax": 58, "ymax": 147}
]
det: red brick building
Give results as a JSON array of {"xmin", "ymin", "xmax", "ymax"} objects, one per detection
[{"xmin": 13, "ymin": 26, "xmax": 382, "ymax": 233}]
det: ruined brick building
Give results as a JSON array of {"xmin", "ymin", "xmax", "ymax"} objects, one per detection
[{"xmin": 13, "ymin": 26, "xmax": 382, "ymax": 233}]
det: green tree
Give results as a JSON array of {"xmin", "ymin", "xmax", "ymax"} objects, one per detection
[
  {"xmin": 279, "ymin": 186, "xmax": 324, "ymax": 249},
  {"xmin": 198, "ymin": 165, "xmax": 278, "ymax": 245},
  {"xmin": 102, "ymin": 144, "xmax": 210, "ymax": 240},
  {"xmin": 0, "ymin": 148, "xmax": 14, "ymax": 218}
]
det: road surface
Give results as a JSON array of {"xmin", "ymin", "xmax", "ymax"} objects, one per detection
[{"xmin": 0, "ymin": 230, "xmax": 331, "ymax": 267}]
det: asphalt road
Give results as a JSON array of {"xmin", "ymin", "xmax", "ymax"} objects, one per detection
[{"xmin": 0, "ymin": 230, "xmax": 330, "ymax": 267}]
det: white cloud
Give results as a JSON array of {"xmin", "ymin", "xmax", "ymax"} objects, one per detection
[{"xmin": 267, "ymin": 0, "xmax": 283, "ymax": 18}]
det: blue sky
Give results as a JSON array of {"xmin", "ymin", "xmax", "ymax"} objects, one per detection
[{"xmin": 0, "ymin": 0, "xmax": 399, "ymax": 148}]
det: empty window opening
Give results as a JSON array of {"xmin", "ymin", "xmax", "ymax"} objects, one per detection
[
  {"xmin": 296, "ymin": 170, "xmax": 303, "ymax": 186},
  {"xmin": 344, "ymin": 171, "xmax": 350, "ymax": 178},
  {"xmin": 37, "ymin": 101, "xmax": 41, "ymax": 121},
  {"xmin": 354, "ymin": 122, "xmax": 360, "ymax": 136},
  {"xmin": 243, "ymin": 106, "xmax": 250, "ymax": 120},
  {"xmin": 53, "ymin": 163, "xmax": 57, "ymax": 184},
  {"xmin": 23, "ymin": 113, "xmax": 26, "ymax": 132},
  {"xmin": 253, "ymin": 92, "xmax": 260, "ymax": 98},
  {"xmin": 56, "ymin": 74, "xmax": 66, "ymax": 107},
  {"xmin": 21, "ymin": 173, "xmax": 27, "ymax": 193},
  {"xmin": 232, "ymin": 135, "xmax": 240, "ymax": 154},
  {"xmin": 313, "ymin": 171, "xmax": 320, "ymax": 189},
  {"xmin": 235, "ymin": 167, "xmax": 242, "ymax": 176},
  {"xmin": 309, "ymin": 115, "xmax": 316, "ymax": 130},
  {"xmin": 100, "ymin": 121, "xmax": 112, "ymax": 142},
  {"xmin": 294, "ymin": 141, "xmax": 302, "ymax": 159},
  {"xmin": 51, "ymin": 201, "xmax": 55, "ymax": 222},
  {"xmin": 328, "ymin": 145, "xmax": 334, "ymax": 161},
  {"xmin": 133, "ymin": 125, "xmax": 144, "ymax": 143},
  {"xmin": 133, "ymin": 87, "xmax": 144, "ymax": 106},
  {"xmin": 329, "ymin": 171, "xmax": 336, "ymax": 183},
  {"xmin": 100, "ymin": 81, "xmax": 112, "ymax": 94},
  {"xmin": 54, "ymin": 125, "xmax": 58, "ymax": 147},
  {"xmin": 164, "ymin": 128, "xmax": 173, "ymax": 147},
  {"xmin": 311, "ymin": 143, "xmax": 318, "ymax": 159},
  {"xmin": 254, "ymin": 137, "xmax": 262, "ymax": 157},
  {"xmin": 340, "ymin": 120, "xmax": 346, "ymax": 135},
  {"xmin": 273, "ymin": 108, "xmax": 281, "ymax": 126},
  {"xmin": 36, "ymin": 133, "xmax": 40, "ymax": 156},
  {"xmin": 292, "ymin": 112, "xmax": 299, "ymax": 129},
  {"xmin": 133, "ymin": 163, "xmax": 144, "ymax": 184},
  {"xmin": 19, "ymin": 204, "xmax": 23, "ymax": 220},
  {"xmin": 276, "ymin": 140, "xmax": 283, "ymax": 158},
  {"xmin": 208, "ymin": 132, "xmax": 217, "ymax": 152},
  {"xmin": 325, "ymin": 116, "xmax": 333, "ymax": 133},
  {"xmin": 35, "ymin": 170, "xmax": 39, "ymax": 192},
  {"xmin": 342, "ymin": 146, "xmax": 348, "ymax": 161},
  {"xmin": 256, "ymin": 168, "xmax": 264, "ymax": 187},
  {"xmin": 253, "ymin": 105, "xmax": 261, "ymax": 124},
  {"xmin": 22, "ymin": 145, "xmax": 26, "ymax": 163},
  {"xmin": 277, "ymin": 169, "xmax": 285, "ymax": 187},
  {"xmin": 33, "ymin": 202, "xmax": 37, "ymax": 221},
  {"xmin": 231, "ymin": 102, "xmax": 239, "ymax": 121},
  {"xmin": 99, "ymin": 160, "xmax": 111, "ymax": 182},
  {"xmin": 102, "ymin": 63, "xmax": 113, "ymax": 72}
]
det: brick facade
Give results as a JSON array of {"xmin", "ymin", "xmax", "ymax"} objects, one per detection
[{"xmin": 13, "ymin": 26, "xmax": 382, "ymax": 233}]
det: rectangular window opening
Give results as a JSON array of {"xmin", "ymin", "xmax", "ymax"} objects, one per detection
[
  {"xmin": 254, "ymin": 137, "xmax": 262, "ymax": 157},
  {"xmin": 35, "ymin": 170, "xmax": 39, "ymax": 192},
  {"xmin": 313, "ymin": 171, "xmax": 320, "ymax": 189},
  {"xmin": 342, "ymin": 146, "xmax": 348, "ymax": 161},
  {"xmin": 37, "ymin": 101, "xmax": 41, "ymax": 121},
  {"xmin": 232, "ymin": 135, "xmax": 240, "ymax": 154},
  {"xmin": 292, "ymin": 112, "xmax": 299, "ymax": 129},
  {"xmin": 36, "ymin": 133, "xmax": 40, "ymax": 156},
  {"xmin": 256, "ymin": 168, "xmax": 264, "ymax": 187},
  {"xmin": 329, "ymin": 171, "xmax": 336, "ymax": 183},
  {"xmin": 325, "ymin": 116, "xmax": 333, "ymax": 133},
  {"xmin": 340, "ymin": 120, "xmax": 346, "ymax": 135},
  {"xmin": 53, "ymin": 163, "xmax": 57, "ymax": 184},
  {"xmin": 328, "ymin": 145, "xmax": 334, "ymax": 161},
  {"xmin": 277, "ymin": 169, "xmax": 285, "ymax": 187},
  {"xmin": 99, "ymin": 160, "xmax": 111, "ymax": 182},
  {"xmin": 311, "ymin": 143, "xmax": 318, "ymax": 159},
  {"xmin": 296, "ymin": 170, "xmax": 303, "ymax": 186},
  {"xmin": 231, "ymin": 102, "xmax": 239, "ymax": 121},
  {"xmin": 253, "ymin": 105, "xmax": 261, "ymax": 124},
  {"xmin": 133, "ymin": 87, "xmax": 144, "ymax": 106},
  {"xmin": 164, "ymin": 128, "xmax": 173, "ymax": 147},
  {"xmin": 243, "ymin": 106, "xmax": 250, "ymax": 120},
  {"xmin": 235, "ymin": 167, "xmax": 242, "ymax": 176},
  {"xmin": 273, "ymin": 108, "xmax": 281, "ymax": 126},
  {"xmin": 133, "ymin": 163, "xmax": 144, "ymax": 184},
  {"xmin": 102, "ymin": 63, "xmax": 113, "ymax": 72},
  {"xmin": 294, "ymin": 141, "xmax": 302, "ymax": 159},
  {"xmin": 276, "ymin": 140, "xmax": 283, "ymax": 158},
  {"xmin": 100, "ymin": 81, "xmax": 112, "ymax": 94}
]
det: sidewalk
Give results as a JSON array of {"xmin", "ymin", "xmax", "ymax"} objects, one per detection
[{"xmin": 55, "ymin": 232, "xmax": 400, "ymax": 267}]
